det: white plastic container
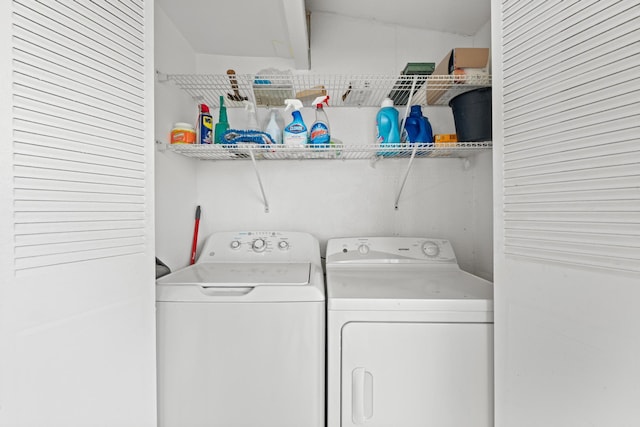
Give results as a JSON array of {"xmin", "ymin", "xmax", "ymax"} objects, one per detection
[{"xmin": 264, "ymin": 109, "xmax": 283, "ymax": 144}]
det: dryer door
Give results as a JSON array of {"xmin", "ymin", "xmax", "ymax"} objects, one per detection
[{"xmin": 341, "ymin": 322, "xmax": 493, "ymax": 427}]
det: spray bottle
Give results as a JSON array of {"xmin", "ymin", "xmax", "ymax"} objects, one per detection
[
  {"xmin": 243, "ymin": 100, "xmax": 260, "ymax": 131},
  {"xmin": 283, "ymin": 99, "xmax": 307, "ymax": 147},
  {"xmin": 214, "ymin": 96, "xmax": 229, "ymax": 144},
  {"xmin": 264, "ymin": 108, "xmax": 283, "ymax": 144},
  {"xmin": 309, "ymin": 95, "xmax": 330, "ymax": 146},
  {"xmin": 197, "ymin": 103, "xmax": 213, "ymax": 144}
]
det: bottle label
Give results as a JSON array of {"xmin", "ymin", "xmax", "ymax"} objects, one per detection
[
  {"xmin": 287, "ymin": 123, "xmax": 306, "ymax": 133},
  {"xmin": 284, "ymin": 131, "xmax": 307, "ymax": 146},
  {"xmin": 310, "ymin": 123, "xmax": 330, "ymax": 145},
  {"xmin": 200, "ymin": 115, "xmax": 213, "ymax": 144}
]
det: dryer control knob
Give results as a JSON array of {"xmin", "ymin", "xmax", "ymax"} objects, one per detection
[
  {"xmin": 252, "ymin": 238, "xmax": 267, "ymax": 252},
  {"xmin": 278, "ymin": 240, "xmax": 289, "ymax": 250},
  {"xmin": 422, "ymin": 241, "xmax": 440, "ymax": 257},
  {"xmin": 358, "ymin": 244, "xmax": 370, "ymax": 255},
  {"xmin": 230, "ymin": 240, "xmax": 241, "ymax": 250}
]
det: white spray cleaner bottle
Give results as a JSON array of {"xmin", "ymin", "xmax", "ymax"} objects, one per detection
[
  {"xmin": 264, "ymin": 108, "xmax": 283, "ymax": 144},
  {"xmin": 309, "ymin": 95, "xmax": 330, "ymax": 147},
  {"xmin": 283, "ymin": 99, "xmax": 307, "ymax": 147},
  {"xmin": 242, "ymin": 100, "xmax": 260, "ymax": 131}
]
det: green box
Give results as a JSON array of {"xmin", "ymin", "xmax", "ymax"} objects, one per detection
[
  {"xmin": 389, "ymin": 62, "xmax": 435, "ymax": 105},
  {"xmin": 402, "ymin": 62, "xmax": 436, "ymax": 75}
]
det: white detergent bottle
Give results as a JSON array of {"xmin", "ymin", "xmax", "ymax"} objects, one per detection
[
  {"xmin": 242, "ymin": 100, "xmax": 260, "ymax": 131},
  {"xmin": 309, "ymin": 95, "xmax": 330, "ymax": 147},
  {"xmin": 264, "ymin": 109, "xmax": 283, "ymax": 144},
  {"xmin": 283, "ymin": 99, "xmax": 307, "ymax": 147}
]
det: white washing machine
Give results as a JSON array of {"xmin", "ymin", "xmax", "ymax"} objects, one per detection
[
  {"xmin": 325, "ymin": 237, "xmax": 493, "ymax": 427},
  {"xmin": 156, "ymin": 231, "xmax": 325, "ymax": 427}
]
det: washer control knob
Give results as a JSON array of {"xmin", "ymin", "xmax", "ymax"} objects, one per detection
[
  {"xmin": 358, "ymin": 244, "xmax": 370, "ymax": 255},
  {"xmin": 422, "ymin": 241, "xmax": 440, "ymax": 257},
  {"xmin": 230, "ymin": 240, "xmax": 241, "ymax": 250},
  {"xmin": 252, "ymin": 238, "xmax": 267, "ymax": 252},
  {"xmin": 278, "ymin": 240, "xmax": 289, "ymax": 250}
]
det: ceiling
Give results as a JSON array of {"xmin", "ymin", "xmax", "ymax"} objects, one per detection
[{"xmin": 156, "ymin": 0, "xmax": 490, "ymax": 68}]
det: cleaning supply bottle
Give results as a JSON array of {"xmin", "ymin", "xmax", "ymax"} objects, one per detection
[
  {"xmin": 264, "ymin": 109, "xmax": 283, "ymax": 144},
  {"xmin": 283, "ymin": 99, "xmax": 307, "ymax": 147},
  {"xmin": 309, "ymin": 95, "xmax": 330, "ymax": 147},
  {"xmin": 376, "ymin": 97, "xmax": 401, "ymax": 150},
  {"xmin": 214, "ymin": 96, "xmax": 230, "ymax": 144},
  {"xmin": 404, "ymin": 105, "xmax": 434, "ymax": 146},
  {"xmin": 421, "ymin": 113, "xmax": 434, "ymax": 146},
  {"xmin": 197, "ymin": 103, "xmax": 213, "ymax": 144},
  {"xmin": 243, "ymin": 100, "xmax": 260, "ymax": 131}
]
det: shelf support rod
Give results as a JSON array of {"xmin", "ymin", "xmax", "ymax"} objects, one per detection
[
  {"xmin": 394, "ymin": 76, "xmax": 420, "ymax": 210},
  {"xmin": 394, "ymin": 144, "xmax": 419, "ymax": 210},
  {"xmin": 249, "ymin": 149, "xmax": 270, "ymax": 213}
]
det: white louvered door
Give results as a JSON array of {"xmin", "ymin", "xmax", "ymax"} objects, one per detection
[
  {"xmin": 493, "ymin": 1, "xmax": 640, "ymax": 426},
  {"xmin": 0, "ymin": 1, "xmax": 156, "ymax": 426}
]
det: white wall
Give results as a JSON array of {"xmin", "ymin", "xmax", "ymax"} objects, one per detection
[
  {"xmin": 471, "ymin": 19, "xmax": 493, "ymax": 279},
  {"xmin": 154, "ymin": 8, "xmax": 493, "ymax": 280},
  {"xmin": 309, "ymin": 12, "xmax": 474, "ymax": 74},
  {"xmin": 154, "ymin": 6, "xmax": 200, "ymax": 270},
  {"xmin": 474, "ymin": 19, "xmax": 492, "ymax": 48}
]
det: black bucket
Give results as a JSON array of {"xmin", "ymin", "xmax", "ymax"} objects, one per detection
[{"xmin": 449, "ymin": 87, "xmax": 492, "ymax": 142}]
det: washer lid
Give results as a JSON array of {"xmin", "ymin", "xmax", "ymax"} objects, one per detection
[
  {"xmin": 326, "ymin": 267, "xmax": 493, "ymax": 312},
  {"xmin": 156, "ymin": 262, "xmax": 311, "ymax": 287}
]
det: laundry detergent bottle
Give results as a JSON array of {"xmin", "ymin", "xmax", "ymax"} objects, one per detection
[
  {"xmin": 376, "ymin": 98, "xmax": 401, "ymax": 155},
  {"xmin": 283, "ymin": 99, "xmax": 307, "ymax": 147},
  {"xmin": 309, "ymin": 95, "xmax": 330, "ymax": 147},
  {"xmin": 404, "ymin": 105, "xmax": 434, "ymax": 146}
]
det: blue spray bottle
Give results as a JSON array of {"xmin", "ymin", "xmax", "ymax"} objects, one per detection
[
  {"xmin": 283, "ymin": 99, "xmax": 307, "ymax": 147},
  {"xmin": 310, "ymin": 95, "xmax": 330, "ymax": 147}
]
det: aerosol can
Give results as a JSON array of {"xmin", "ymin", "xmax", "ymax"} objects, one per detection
[{"xmin": 197, "ymin": 103, "xmax": 213, "ymax": 144}]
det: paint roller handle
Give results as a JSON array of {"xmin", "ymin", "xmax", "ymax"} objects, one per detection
[{"xmin": 190, "ymin": 206, "xmax": 201, "ymax": 265}]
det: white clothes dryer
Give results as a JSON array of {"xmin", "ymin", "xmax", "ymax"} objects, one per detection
[
  {"xmin": 325, "ymin": 237, "xmax": 493, "ymax": 427},
  {"xmin": 156, "ymin": 231, "xmax": 325, "ymax": 427}
]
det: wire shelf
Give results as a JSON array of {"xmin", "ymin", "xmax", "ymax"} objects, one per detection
[
  {"xmin": 167, "ymin": 142, "xmax": 492, "ymax": 161},
  {"xmin": 162, "ymin": 73, "xmax": 491, "ymax": 108}
]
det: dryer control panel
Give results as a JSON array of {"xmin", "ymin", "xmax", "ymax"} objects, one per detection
[
  {"xmin": 197, "ymin": 231, "xmax": 321, "ymax": 264},
  {"xmin": 326, "ymin": 237, "xmax": 457, "ymax": 264}
]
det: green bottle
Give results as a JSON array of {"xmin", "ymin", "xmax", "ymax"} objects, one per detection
[{"xmin": 214, "ymin": 96, "xmax": 229, "ymax": 144}]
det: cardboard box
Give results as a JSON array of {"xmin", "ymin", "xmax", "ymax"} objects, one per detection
[
  {"xmin": 434, "ymin": 134, "xmax": 458, "ymax": 143},
  {"xmin": 295, "ymin": 85, "xmax": 327, "ymax": 106},
  {"xmin": 427, "ymin": 48, "xmax": 490, "ymax": 105}
]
